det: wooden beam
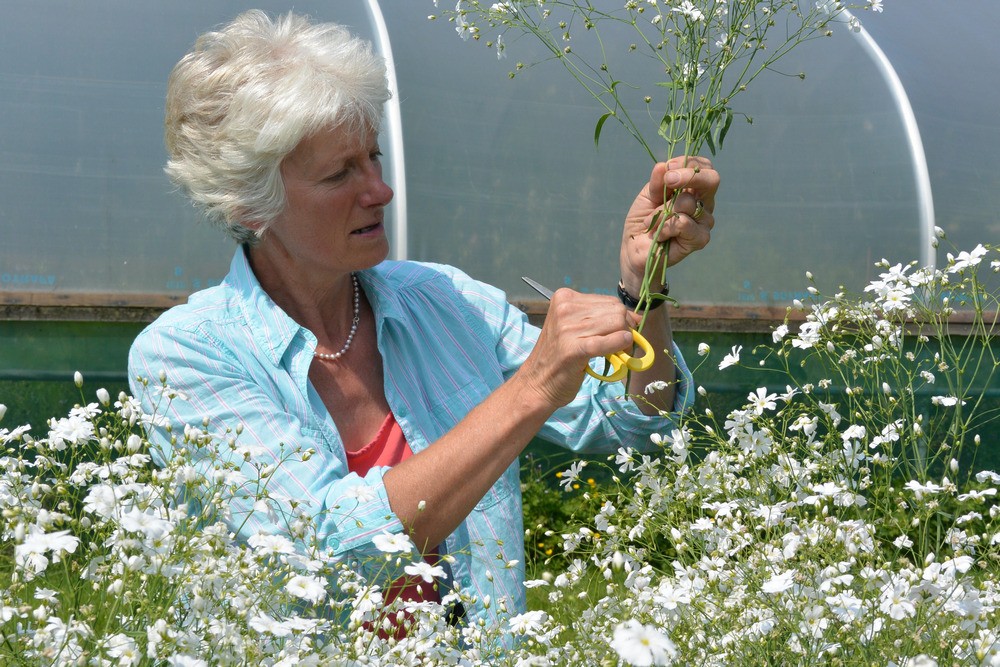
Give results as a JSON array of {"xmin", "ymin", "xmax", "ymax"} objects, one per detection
[{"xmin": 1, "ymin": 291, "xmax": 995, "ymax": 336}]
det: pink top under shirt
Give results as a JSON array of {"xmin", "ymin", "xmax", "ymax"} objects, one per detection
[{"xmin": 345, "ymin": 413, "xmax": 442, "ymax": 608}]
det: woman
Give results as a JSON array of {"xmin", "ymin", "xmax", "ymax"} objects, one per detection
[{"xmin": 128, "ymin": 10, "xmax": 718, "ymax": 636}]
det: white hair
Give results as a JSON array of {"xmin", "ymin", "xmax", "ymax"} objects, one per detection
[{"xmin": 164, "ymin": 10, "xmax": 390, "ymax": 243}]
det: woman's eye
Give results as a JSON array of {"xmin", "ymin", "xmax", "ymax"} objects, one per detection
[{"xmin": 370, "ymin": 150, "xmax": 383, "ymax": 162}]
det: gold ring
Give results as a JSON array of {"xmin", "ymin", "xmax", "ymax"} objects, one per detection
[{"xmin": 693, "ymin": 200, "xmax": 705, "ymax": 220}]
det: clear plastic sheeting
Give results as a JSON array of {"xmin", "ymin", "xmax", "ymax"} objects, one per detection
[
  {"xmin": 0, "ymin": 1, "xmax": 379, "ymax": 298},
  {"xmin": 0, "ymin": 1, "xmax": 995, "ymax": 306}
]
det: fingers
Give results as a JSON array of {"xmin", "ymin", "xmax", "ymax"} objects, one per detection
[
  {"xmin": 669, "ymin": 191, "xmax": 715, "ymax": 230},
  {"xmin": 519, "ymin": 290, "xmax": 638, "ymax": 407},
  {"xmin": 649, "ymin": 156, "xmax": 720, "ymax": 211},
  {"xmin": 547, "ymin": 289, "xmax": 637, "ymax": 357}
]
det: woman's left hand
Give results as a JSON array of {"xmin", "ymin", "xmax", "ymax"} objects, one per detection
[{"xmin": 620, "ymin": 156, "xmax": 719, "ymax": 296}]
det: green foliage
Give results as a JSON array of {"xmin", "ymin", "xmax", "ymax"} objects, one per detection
[{"xmin": 520, "ymin": 453, "xmax": 605, "ymax": 574}]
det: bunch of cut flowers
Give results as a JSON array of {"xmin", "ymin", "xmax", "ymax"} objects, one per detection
[{"xmin": 435, "ymin": 0, "xmax": 887, "ymax": 323}]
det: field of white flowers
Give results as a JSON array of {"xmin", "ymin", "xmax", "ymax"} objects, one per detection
[{"xmin": 2, "ymin": 240, "xmax": 999, "ymax": 666}]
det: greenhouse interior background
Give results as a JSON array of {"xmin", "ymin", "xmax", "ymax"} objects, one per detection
[{"xmin": 1, "ymin": 1, "xmax": 997, "ymax": 440}]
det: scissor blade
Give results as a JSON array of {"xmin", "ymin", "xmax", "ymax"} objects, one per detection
[{"xmin": 521, "ymin": 276, "xmax": 555, "ymax": 301}]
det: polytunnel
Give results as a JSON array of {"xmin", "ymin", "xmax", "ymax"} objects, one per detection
[{"xmin": 0, "ymin": 0, "xmax": 997, "ymax": 440}]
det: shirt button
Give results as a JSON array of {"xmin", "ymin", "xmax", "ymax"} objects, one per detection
[{"xmin": 462, "ymin": 576, "xmax": 471, "ymax": 587}]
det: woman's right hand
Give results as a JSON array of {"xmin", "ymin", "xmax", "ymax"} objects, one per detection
[{"xmin": 516, "ymin": 288, "xmax": 640, "ymax": 409}]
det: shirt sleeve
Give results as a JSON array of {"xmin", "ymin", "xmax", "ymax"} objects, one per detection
[
  {"xmin": 441, "ymin": 265, "xmax": 695, "ymax": 455},
  {"xmin": 127, "ymin": 321, "xmax": 415, "ymax": 583}
]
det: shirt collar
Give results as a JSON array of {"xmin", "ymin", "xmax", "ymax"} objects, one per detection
[
  {"xmin": 224, "ymin": 247, "xmax": 414, "ymax": 366},
  {"xmin": 225, "ymin": 245, "xmax": 306, "ymax": 366}
]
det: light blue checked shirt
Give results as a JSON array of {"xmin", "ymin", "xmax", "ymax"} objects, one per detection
[{"xmin": 128, "ymin": 247, "xmax": 693, "ymax": 631}]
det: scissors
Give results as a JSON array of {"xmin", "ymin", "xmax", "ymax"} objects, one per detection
[{"xmin": 521, "ymin": 276, "xmax": 656, "ymax": 382}]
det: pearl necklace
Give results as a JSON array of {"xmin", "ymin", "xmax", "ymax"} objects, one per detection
[{"xmin": 314, "ymin": 273, "xmax": 360, "ymax": 362}]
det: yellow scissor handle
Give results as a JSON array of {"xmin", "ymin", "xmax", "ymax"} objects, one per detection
[{"xmin": 585, "ymin": 329, "xmax": 656, "ymax": 382}]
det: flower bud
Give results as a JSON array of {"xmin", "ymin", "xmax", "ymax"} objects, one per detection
[
  {"xmin": 0, "ymin": 404, "xmax": 6, "ymax": 423},
  {"xmin": 96, "ymin": 388, "xmax": 111, "ymax": 406},
  {"xmin": 74, "ymin": 371, "xmax": 84, "ymax": 388}
]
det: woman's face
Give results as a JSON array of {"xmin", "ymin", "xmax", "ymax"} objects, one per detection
[{"xmin": 261, "ymin": 123, "xmax": 393, "ymax": 275}]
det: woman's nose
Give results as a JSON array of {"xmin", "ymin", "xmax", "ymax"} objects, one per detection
[{"xmin": 361, "ymin": 165, "xmax": 393, "ymax": 208}]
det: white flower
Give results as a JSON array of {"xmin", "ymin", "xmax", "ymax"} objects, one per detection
[
  {"xmin": 779, "ymin": 385, "xmax": 799, "ymax": 402},
  {"xmin": 509, "ymin": 610, "xmax": 548, "ymax": 636},
  {"xmin": 947, "ymin": 244, "xmax": 988, "ymax": 273},
  {"xmin": 34, "ymin": 587, "xmax": 59, "ymax": 603},
  {"xmin": 166, "ymin": 656, "xmax": 208, "ymax": 667},
  {"xmin": 83, "ymin": 484, "xmax": 121, "ymax": 519},
  {"xmin": 762, "ymin": 569, "xmax": 796, "ymax": 594},
  {"xmin": 610, "ymin": 619, "xmax": 678, "ymax": 666},
  {"xmin": 119, "ymin": 508, "xmax": 173, "ymax": 540},
  {"xmin": 747, "ymin": 387, "xmax": 777, "ymax": 415},
  {"xmin": 841, "ymin": 424, "xmax": 866, "ymax": 442},
  {"xmin": 825, "ymin": 592, "xmax": 864, "ymax": 622},
  {"xmin": 404, "ymin": 561, "xmax": 447, "ymax": 583},
  {"xmin": 894, "ymin": 534, "xmax": 914, "ymax": 549},
  {"xmin": 559, "ymin": 460, "xmax": 588, "ymax": 491},
  {"xmin": 958, "ymin": 488, "xmax": 997, "ymax": 502},
  {"xmin": 15, "ymin": 528, "xmax": 80, "ymax": 576},
  {"xmin": 672, "ymin": 0, "xmax": 705, "ymax": 22},
  {"xmin": 248, "ymin": 533, "xmax": 297, "ymax": 557},
  {"xmin": 878, "ymin": 579, "xmax": 916, "ymax": 620},
  {"xmin": 816, "ymin": 401, "xmax": 842, "ymax": 427},
  {"xmin": 47, "ymin": 414, "xmax": 94, "ymax": 448},
  {"xmin": 616, "ymin": 447, "xmax": 636, "ymax": 473},
  {"xmin": 792, "ymin": 321, "xmax": 823, "ymax": 349},
  {"xmin": 772, "ymin": 324, "xmax": 789, "ymax": 343},
  {"xmin": 901, "ymin": 657, "xmax": 938, "ymax": 667},
  {"xmin": 105, "ymin": 633, "xmax": 141, "ymax": 666},
  {"xmin": 455, "ymin": 6, "xmax": 472, "ymax": 40},
  {"xmin": 372, "ymin": 531, "xmax": 415, "ymax": 554},
  {"xmin": 285, "ymin": 574, "xmax": 327, "ymax": 604},
  {"xmin": 644, "ymin": 380, "xmax": 669, "ymax": 395},
  {"xmin": 249, "ymin": 614, "xmax": 294, "ymax": 637},
  {"xmin": 342, "ymin": 484, "xmax": 377, "ymax": 503},
  {"xmin": 697, "ymin": 342, "xmax": 710, "ymax": 356},
  {"xmin": 931, "ymin": 395, "xmax": 966, "ymax": 407},
  {"xmin": 904, "ymin": 479, "xmax": 944, "ymax": 500},
  {"xmin": 719, "ymin": 345, "xmax": 742, "ymax": 370},
  {"xmin": 976, "ymin": 470, "xmax": 1000, "ymax": 484}
]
